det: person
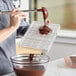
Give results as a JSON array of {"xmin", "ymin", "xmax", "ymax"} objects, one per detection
[{"xmin": 0, "ymin": 0, "xmax": 29, "ymax": 75}]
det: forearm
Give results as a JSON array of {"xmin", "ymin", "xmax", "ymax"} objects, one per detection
[
  {"xmin": 0, "ymin": 9, "xmax": 26, "ymax": 43},
  {"xmin": 0, "ymin": 26, "xmax": 17, "ymax": 43}
]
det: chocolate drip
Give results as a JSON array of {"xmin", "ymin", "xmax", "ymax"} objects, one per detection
[{"xmin": 29, "ymin": 54, "xmax": 34, "ymax": 61}]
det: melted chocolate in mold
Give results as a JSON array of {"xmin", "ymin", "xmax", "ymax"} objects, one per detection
[{"xmin": 39, "ymin": 25, "xmax": 52, "ymax": 35}]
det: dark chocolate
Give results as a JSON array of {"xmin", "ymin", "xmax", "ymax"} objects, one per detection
[
  {"xmin": 14, "ymin": 65, "xmax": 45, "ymax": 76},
  {"xmin": 39, "ymin": 25, "xmax": 52, "ymax": 35}
]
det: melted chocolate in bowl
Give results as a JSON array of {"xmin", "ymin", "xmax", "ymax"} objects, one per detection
[
  {"xmin": 11, "ymin": 54, "xmax": 49, "ymax": 76},
  {"xmin": 14, "ymin": 65, "xmax": 45, "ymax": 76}
]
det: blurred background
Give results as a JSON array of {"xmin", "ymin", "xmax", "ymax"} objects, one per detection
[{"xmin": 14, "ymin": 0, "xmax": 76, "ymax": 60}]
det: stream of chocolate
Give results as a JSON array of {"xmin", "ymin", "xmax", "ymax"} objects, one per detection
[
  {"xmin": 38, "ymin": 7, "xmax": 52, "ymax": 35},
  {"xmin": 29, "ymin": 54, "xmax": 34, "ymax": 61}
]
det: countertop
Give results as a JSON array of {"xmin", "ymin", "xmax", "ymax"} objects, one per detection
[{"xmin": 4, "ymin": 58, "xmax": 76, "ymax": 76}]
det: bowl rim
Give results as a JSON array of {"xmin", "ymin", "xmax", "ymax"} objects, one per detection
[{"xmin": 11, "ymin": 54, "xmax": 50, "ymax": 64}]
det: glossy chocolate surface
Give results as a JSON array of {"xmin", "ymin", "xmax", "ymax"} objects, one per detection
[{"xmin": 14, "ymin": 65, "xmax": 45, "ymax": 76}]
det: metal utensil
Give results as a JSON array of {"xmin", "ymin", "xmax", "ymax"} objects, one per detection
[{"xmin": 0, "ymin": 9, "xmax": 37, "ymax": 14}]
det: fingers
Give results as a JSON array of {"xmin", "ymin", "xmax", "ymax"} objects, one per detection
[
  {"xmin": 9, "ymin": 9, "xmax": 26, "ymax": 29},
  {"xmin": 11, "ymin": 9, "xmax": 26, "ymax": 19}
]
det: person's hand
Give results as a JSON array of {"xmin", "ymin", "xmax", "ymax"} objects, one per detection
[{"xmin": 9, "ymin": 9, "xmax": 26, "ymax": 29}]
